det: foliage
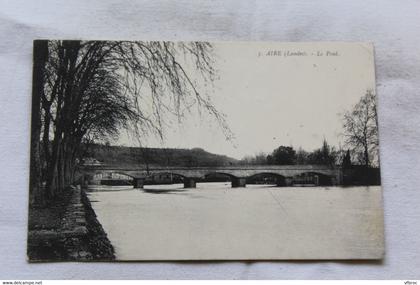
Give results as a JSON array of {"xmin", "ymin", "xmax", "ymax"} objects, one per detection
[
  {"xmin": 267, "ymin": 146, "xmax": 296, "ymax": 165},
  {"xmin": 295, "ymin": 147, "xmax": 309, "ymax": 165},
  {"xmin": 84, "ymin": 144, "xmax": 238, "ymax": 167},
  {"xmin": 342, "ymin": 89, "xmax": 379, "ymax": 167},
  {"xmin": 30, "ymin": 40, "xmax": 229, "ymax": 204},
  {"xmin": 342, "ymin": 149, "xmax": 352, "ymax": 168},
  {"xmin": 240, "ymin": 140, "xmax": 339, "ymax": 166},
  {"xmin": 239, "ymin": 152, "xmax": 268, "ymax": 165},
  {"xmin": 306, "ymin": 139, "xmax": 338, "ymax": 166}
]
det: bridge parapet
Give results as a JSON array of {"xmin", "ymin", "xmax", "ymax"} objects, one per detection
[{"xmin": 78, "ymin": 164, "xmax": 342, "ymax": 188}]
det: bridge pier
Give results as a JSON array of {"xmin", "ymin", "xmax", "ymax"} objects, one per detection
[
  {"xmin": 82, "ymin": 175, "xmax": 89, "ymax": 186},
  {"xmin": 276, "ymin": 180, "xmax": 285, "ymax": 187},
  {"xmin": 232, "ymin": 177, "xmax": 246, "ymax": 188},
  {"xmin": 133, "ymin": 178, "xmax": 145, "ymax": 189},
  {"xmin": 285, "ymin": 177, "xmax": 294, "ymax": 186},
  {"xmin": 313, "ymin": 175, "xmax": 320, "ymax": 186},
  {"xmin": 184, "ymin": 178, "xmax": 196, "ymax": 188}
]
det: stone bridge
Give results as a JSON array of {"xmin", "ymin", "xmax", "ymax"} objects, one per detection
[{"xmin": 78, "ymin": 164, "xmax": 343, "ymax": 188}]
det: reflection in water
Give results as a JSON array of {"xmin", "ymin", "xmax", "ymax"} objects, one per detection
[
  {"xmin": 87, "ymin": 185, "xmax": 134, "ymax": 192},
  {"xmin": 87, "ymin": 182, "xmax": 280, "ymax": 193}
]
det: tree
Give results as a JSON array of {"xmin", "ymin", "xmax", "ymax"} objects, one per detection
[
  {"xmin": 31, "ymin": 40, "xmax": 229, "ymax": 202},
  {"xmin": 306, "ymin": 139, "xmax": 337, "ymax": 165},
  {"xmin": 269, "ymin": 146, "xmax": 296, "ymax": 165},
  {"xmin": 295, "ymin": 147, "xmax": 309, "ymax": 165},
  {"xmin": 342, "ymin": 149, "xmax": 352, "ymax": 168},
  {"xmin": 240, "ymin": 152, "xmax": 268, "ymax": 165},
  {"xmin": 29, "ymin": 40, "xmax": 48, "ymax": 206},
  {"xmin": 342, "ymin": 89, "xmax": 379, "ymax": 167}
]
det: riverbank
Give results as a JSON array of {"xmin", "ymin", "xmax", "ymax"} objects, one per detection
[{"xmin": 27, "ymin": 186, "xmax": 115, "ymax": 261}]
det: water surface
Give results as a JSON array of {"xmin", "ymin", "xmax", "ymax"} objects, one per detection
[{"xmin": 87, "ymin": 183, "xmax": 384, "ymax": 260}]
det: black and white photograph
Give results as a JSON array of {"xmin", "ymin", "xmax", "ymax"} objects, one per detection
[{"xmin": 27, "ymin": 41, "xmax": 384, "ymax": 261}]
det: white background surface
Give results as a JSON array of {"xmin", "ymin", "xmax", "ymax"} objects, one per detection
[{"xmin": 0, "ymin": 0, "xmax": 419, "ymax": 279}]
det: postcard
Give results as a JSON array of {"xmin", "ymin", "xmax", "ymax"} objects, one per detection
[{"xmin": 28, "ymin": 41, "xmax": 384, "ymax": 261}]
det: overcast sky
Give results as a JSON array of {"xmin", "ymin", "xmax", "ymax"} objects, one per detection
[{"xmin": 118, "ymin": 42, "xmax": 375, "ymax": 159}]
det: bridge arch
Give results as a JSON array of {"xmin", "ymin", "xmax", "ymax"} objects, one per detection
[
  {"xmin": 91, "ymin": 171, "xmax": 135, "ymax": 179},
  {"xmin": 144, "ymin": 171, "xmax": 187, "ymax": 185},
  {"xmin": 204, "ymin": 172, "xmax": 239, "ymax": 181},
  {"xmin": 204, "ymin": 172, "xmax": 246, "ymax": 188},
  {"xmin": 112, "ymin": 171, "xmax": 135, "ymax": 179},
  {"xmin": 247, "ymin": 172, "xmax": 287, "ymax": 186},
  {"xmin": 293, "ymin": 171, "xmax": 334, "ymax": 186},
  {"xmin": 85, "ymin": 171, "xmax": 135, "ymax": 186}
]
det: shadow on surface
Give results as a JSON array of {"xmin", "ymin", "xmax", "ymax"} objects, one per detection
[{"xmin": 142, "ymin": 188, "xmax": 188, "ymax": 194}]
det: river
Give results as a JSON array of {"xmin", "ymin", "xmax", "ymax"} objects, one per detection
[{"xmin": 86, "ymin": 183, "xmax": 384, "ymax": 260}]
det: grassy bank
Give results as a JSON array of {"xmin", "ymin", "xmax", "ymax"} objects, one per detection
[{"xmin": 27, "ymin": 186, "xmax": 115, "ymax": 261}]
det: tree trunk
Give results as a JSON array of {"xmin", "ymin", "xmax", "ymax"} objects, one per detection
[
  {"xmin": 30, "ymin": 40, "xmax": 48, "ymax": 206},
  {"xmin": 364, "ymin": 144, "xmax": 370, "ymax": 167},
  {"xmin": 45, "ymin": 132, "xmax": 62, "ymax": 198}
]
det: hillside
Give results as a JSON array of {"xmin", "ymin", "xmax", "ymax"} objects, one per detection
[{"xmin": 84, "ymin": 144, "xmax": 239, "ymax": 168}]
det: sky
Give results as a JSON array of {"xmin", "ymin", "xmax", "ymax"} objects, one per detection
[{"xmin": 118, "ymin": 42, "xmax": 375, "ymax": 159}]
